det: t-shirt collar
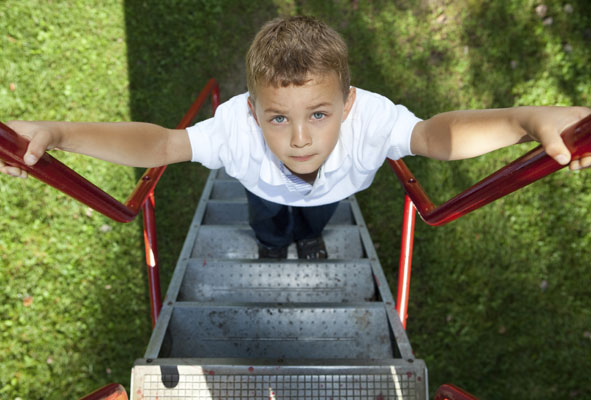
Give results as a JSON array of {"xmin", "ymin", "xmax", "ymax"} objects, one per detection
[{"xmin": 259, "ymin": 136, "xmax": 347, "ymax": 187}]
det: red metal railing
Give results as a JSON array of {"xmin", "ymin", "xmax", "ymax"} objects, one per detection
[
  {"xmin": 79, "ymin": 383, "xmax": 128, "ymax": 400},
  {"xmin": 390, "ymin": 114, "xmax": 591, "ymax": 227},
  {"xmin": 0, "ymin": 78, "xmax": 220, "ymax": 327},
  {"xmin": 434, "ymin": 384, "xmax": 480, "ymax": 400},
  {"xmin": 392, "ymin": 114, "xmax": 591, "ymax": 330}
]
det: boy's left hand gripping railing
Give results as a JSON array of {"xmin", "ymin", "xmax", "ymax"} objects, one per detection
[
  {"xmin": 0, "ymin": 78, "xmax": 220, "ymax": 328},
  {"xmin": 390, "ymin": 114, "xmax": 591, "ymax": 330}
]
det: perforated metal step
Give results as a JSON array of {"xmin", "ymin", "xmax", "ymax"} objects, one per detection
[
  {"xmin": 192, "ymin": 226, "xmax": 364, "ymax": 259},
  {"xmin": 160, "ymin": 303, "xmax": 392, "ymax": 359},
  {"xmin": 178, "ymin": 259, "xmax": 376, "ymax": 303}
]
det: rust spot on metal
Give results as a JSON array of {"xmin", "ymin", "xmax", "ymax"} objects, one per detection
[
  {"xmin": 407, "ymin": 371, "xmax": 413, "ymax": 378},
  {"xmin": 203, "ymin": 259, "xmax": 207, "ymax": 267},
  {"xmin": 376, "ymin": 394, "xmax": 385, "ymax": 400},
  {"xmin": 248, "ymin": 366, "xmax": 254, "ymax": 373},
  {"xmin": 373, "ymin": 274, "xmax": 380, "ymax": 286}
]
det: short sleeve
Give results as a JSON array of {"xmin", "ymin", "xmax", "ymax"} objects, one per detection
[
  {"xmin": 185, "ymin": 92, "xmax": 265, "ymax": 183},
  {"xmin": 387, "ymin": 103, "xmax": 422, "ymax": 160},
  {"xmin": 186, "ymin": 116, "xmax": 221, "ymax": 168},
  {"xmin": 349, "ymin": 89, "xmax": 422, "ymax": 172}
]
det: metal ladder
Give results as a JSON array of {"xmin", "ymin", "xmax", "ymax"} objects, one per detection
[{"xmin": 130, "ymin": 168, "xmax": 427, "ymax": 400}]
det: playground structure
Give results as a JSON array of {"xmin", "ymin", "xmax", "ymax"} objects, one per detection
[{"xmin": 2, "ymin": 79, "xmax": 591, "ymax": 400}]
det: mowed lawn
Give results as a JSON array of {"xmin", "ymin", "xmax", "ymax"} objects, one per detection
[{"xmin": 1, "ymin": 1, "xmax": 590, "ymax": 399}]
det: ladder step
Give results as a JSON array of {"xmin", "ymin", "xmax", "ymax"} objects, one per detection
[
  {"xmin": 192, "ymin": 226, "xmax": 365, "ymax": 259},
  {"xmin": 131, "ymin": 362, "xmax": 427, "ymax": 400},
  {"xmin": 203, "ymin": 200, "xmax": 355, "ymax": 225},
  {"xmin": 210, "ymin": 180, "xmax": 246, "ymax": 200},
  {"xmin": 161, "ymin": 304, "xmax": 392, "ymax": 359},
  {"xmin": 178, "ymin": 260, "xmax": 376, "ymax": 303}
]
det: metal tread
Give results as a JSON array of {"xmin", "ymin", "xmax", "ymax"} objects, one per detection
[
  {"xmin": 161, "ymin": 303, "xmax": 393, "ymax": 360},
  {"xmin": 192, "ymin": 225, "xmax": 364, "ymax": 259},
  {"xmin": 178, "ymin": 259, "xmax": 376, "ymax": 303}
]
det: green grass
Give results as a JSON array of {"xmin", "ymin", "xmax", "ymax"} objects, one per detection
[{"xmin": 1, "ymin": 0, "xmax": 591, "ymax": 399}]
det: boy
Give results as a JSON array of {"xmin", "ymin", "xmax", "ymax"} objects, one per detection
[{"xmin": 2, "ymin": 16, "xmax": 590, "ymax": 259}]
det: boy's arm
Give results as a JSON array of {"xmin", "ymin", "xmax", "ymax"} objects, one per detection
[
  {"xmin": 1, "ymin": 121, "xmax": 192, "ymax": 177},
  {"xmin": 410, "ymin": 106, "xmax": 591, "ymax": 169}
]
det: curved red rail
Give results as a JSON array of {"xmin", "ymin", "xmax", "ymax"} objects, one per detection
[
  {"xmin": 0, "ymin": 78, "xmax": 220, "ymax": 223},
  {"xmin": 389, "ymin": 113, "xmax": 591, "ymax": 226},
  {"xmin": 0, "ymin": 78, "xmax": 220, "ymax": 327},
  {"xmin": 79, "ymin": 383, "xmax": 128, "ymax": 400},
  {"xmin": 434, "ymin": 384, "xmax": 480, "ymax": 400}
]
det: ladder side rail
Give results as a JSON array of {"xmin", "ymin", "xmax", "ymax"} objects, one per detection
[
  {"xmin": 78, "ymin": 383, "xmax": 128, "ymax": 400},
  {"xmin": 140, "ymin": 79, "xmax": 220, "ymax": 326},
  {"xmin": 434, "ymin": 383, "xmax": 480, "ymax": 400},
  {"xmin": 388, "ymin": 113, "xmax": 591, "ymax": 227},
  {"xmin": 396, "ymin": 194, "xmax": 416, "ymax": 330},
  {"xmin": 390, "ymin": 114, "xmax": 591, "ymax": 329},
  {"xmin": 0, "ymin": 78, "xmax": 221, "ymax": 328},
  {"xmin": 0, "ymin": 78, "xmax": 220, "ymax": 223}
]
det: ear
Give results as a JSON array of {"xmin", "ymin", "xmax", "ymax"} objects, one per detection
[
  {"xmin": 342, "ymin": 87, "xmax": 356, "ymax": 121},
  {"xmin": 247, "ymin": 97, "xmax": 260, "ymax": 126}
]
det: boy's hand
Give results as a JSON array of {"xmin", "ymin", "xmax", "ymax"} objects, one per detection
[
  {"xmin": 0, "ymin": 121, "xmax": 62, "ymax": 178},
  {"xmin": 522, "ymin": 106, "xmax": 591, "ymax": 170}
]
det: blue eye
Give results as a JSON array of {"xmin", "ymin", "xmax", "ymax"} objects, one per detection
[
  {"xmin": 312, "ymin": 112, "xmax": 325, "ymax": 120},
  {"xmin": 272, "ymin": 116, "xmax": 286, "ymax": 123}
]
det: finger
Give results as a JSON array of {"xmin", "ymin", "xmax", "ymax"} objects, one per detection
[
  {"xmin": 569, "ymin": 159, "xmax": 580, "ymax": 171},
  {"xmin": 1, "ymin": 165, "xmax": 26, "ymax": 178},
  {"xmin": 537, "ymin": 127, "xmax": 571, "ymax": 165},
  {"xmin": 23, "ymin": 130, "xmax": 52, "ymax": 165},
  {"xmin": 578, "ymin": 155, "xmax": 591, "ymax": 169}
]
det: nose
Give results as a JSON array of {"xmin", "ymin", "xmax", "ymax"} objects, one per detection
[{"xmin": 290, "ymin": 123, "xmax": 311, "ymax": 148}]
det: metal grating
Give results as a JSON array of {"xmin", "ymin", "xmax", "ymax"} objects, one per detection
[{"xmin": 133, "ymin": 370, "xmax": 421, "ymax": 399}]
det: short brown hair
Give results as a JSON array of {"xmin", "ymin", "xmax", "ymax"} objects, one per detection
[{"xmin": 246, "ymin": 16, "xmax": 350, "ymax": 100}]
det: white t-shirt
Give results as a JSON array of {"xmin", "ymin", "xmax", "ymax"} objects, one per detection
[{"xmin": 186, "ymin": 88, "xmax": 421, "ymax": 206}]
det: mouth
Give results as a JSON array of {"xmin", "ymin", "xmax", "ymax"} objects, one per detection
[{"xmin": 290, "ymin": 154, "xmax": 314, "ymax": 162}]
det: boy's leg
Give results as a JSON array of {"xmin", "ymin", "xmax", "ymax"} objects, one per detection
[
  {"xmin": 245, "ymin": 189, "xmax": 292, "ymax": 258},
  {"xmin": 292, "ymin": 202, "xmax": 339, "ymax": 259}
]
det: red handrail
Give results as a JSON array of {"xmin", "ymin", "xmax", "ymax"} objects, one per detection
[
  {"xmin": 79, "ymin": 383, "xmax": 128, "ymax": 400},
  {"xmin": 393, "ymin": 114, "xmax": 591, "ymax": 331},
  {"xmin": 434, "ymin": 384, "xmax": 480, "ymax": 400},
  {"xmin": 389, "ymin": 113, "xmax": 591, "ymax": 226},
  {"xmin": 0, "ymin": 78, "xmax": 220, "ymax": 223},
  {"xmin": 0, "ymin": 78, "xmax": 220, "ymax": 328}
]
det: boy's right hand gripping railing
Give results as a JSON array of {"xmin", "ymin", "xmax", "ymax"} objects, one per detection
[{"xmin": 0, "ymin": 78, "xmax": 220, "ymax": 328}]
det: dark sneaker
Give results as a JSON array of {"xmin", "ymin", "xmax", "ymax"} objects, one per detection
[
  {"xmin": 258, "ymin": 244, "xmax": 288, "ymax": 259},
  {"xmin": 296, "ymin": 236, "xmax": 328, "ymax": 259}
]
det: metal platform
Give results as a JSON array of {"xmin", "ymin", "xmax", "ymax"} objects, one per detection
[{"xmin": 131, "ymin": 169, "xmax": 427, "ymax": 399}]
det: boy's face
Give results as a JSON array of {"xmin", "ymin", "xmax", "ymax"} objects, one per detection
[{"xmin": 248, "ymin": 72, "xmax": 356, "ymax": 182}]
